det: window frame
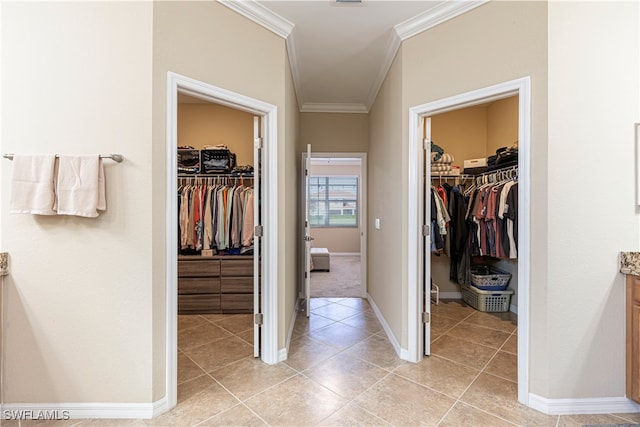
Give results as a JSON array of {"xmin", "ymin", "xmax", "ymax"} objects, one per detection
[{"xmin": 308, "ymin": 175, "xmax": 359, "ymax": 228}]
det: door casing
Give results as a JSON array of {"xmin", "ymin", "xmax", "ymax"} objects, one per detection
[
  {"xmin": 165, "ymin": 72, "xmax": 279, "ymax": 412},
  {"xmin": 299, "ymin": 152, "xmax": 368, "ymax": 300},
  {"xmin": 407, "ymin": 77, "xmax": 531, "ymax": 406}
]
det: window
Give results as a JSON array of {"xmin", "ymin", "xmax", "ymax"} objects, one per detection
[{"xmin": 309, "ymin": 176, "xmax": 358, "ymax": 227}]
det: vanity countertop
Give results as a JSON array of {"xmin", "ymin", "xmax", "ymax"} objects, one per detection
[
  {"xmin": 0, "ymin": 252, "xmax": 7, "ymax": 276},
  {"xmin": 620, "ymin": 252, "xmax": 640, "ymax": 276}
]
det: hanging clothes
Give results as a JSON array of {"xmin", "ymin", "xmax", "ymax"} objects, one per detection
[
  {"xmin": 466, "ymin": 174, "xmax": 518, "ymax": 260},
  {"xmin": 178, "ymin": 178, "xmax": 254, "ymax": 255},
  {"xmin": 429, "ymin": 168, "xmax": 518, "ymax": 285}
]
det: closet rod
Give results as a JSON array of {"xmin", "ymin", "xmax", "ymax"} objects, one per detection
[
  {"xmin": 178, "ymin": 173, "xmax": 254, "ymax": 178},
  {"xmin": 3, "ymin": 153, "xmax": 124, "ymax": 163}
]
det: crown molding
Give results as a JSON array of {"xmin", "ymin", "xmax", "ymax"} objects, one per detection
[
  {"xmin": 366, "ymin": 0, "xmax": 488, "ymax": 110},
  {"xmin": 301, "ymin": 103, "xmax": 369, "ymax": 114},
  {"xmin": 366, "ymin": 30, "xmax": 402, "ymax": 111},
  {"xmin": 220, "ymin": 0, "xmax": 488, "ymax": 114},
  {"xmin": 285, "ymin": 29, "xmax": 305, "ymax": 112},
  {"xmin": 395, "ymin": 0, "xmax": 489, "ymax": 41},
  {"xmin": 217, "ymin": 0, "xmax": 294, "ymax": 39}
]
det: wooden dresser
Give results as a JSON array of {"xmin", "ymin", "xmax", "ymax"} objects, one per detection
[
  {"xmin": 620, "ymin": 251, "xmax": 640, "ymax": 403},
  {"xmin": 627, "ymin": 274, "xmax": 640, "ymax": 403},
  {"xmin": 178, "ymin": 255, "xmax": 253, "ymax": 314}
]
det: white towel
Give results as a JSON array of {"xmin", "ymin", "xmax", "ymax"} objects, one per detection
[
  {"xmin": 9, "ymin": 154, "xmax": 57, "ymax": 215},
  {"xmin": 55, "ymin": 155, "xmax": 106, "ymax": 218}
]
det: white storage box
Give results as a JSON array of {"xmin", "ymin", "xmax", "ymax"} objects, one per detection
[{"xmin": 463, "ymin": 158, "xmax": 488, "ymax": 169}]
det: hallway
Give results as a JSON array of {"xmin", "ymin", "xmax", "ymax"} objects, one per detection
[
  {"xmin": 11, "ymin": 299, "xmax": 640, "ymax": 426},
  {"xmin": 167, "ymin": 298, "xmax": 640, "ymax": 426}
]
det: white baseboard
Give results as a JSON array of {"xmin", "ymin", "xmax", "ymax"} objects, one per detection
[
  {"xmin": 0, "ymin": 401, "xmax": 163, "ymax": 420},
  {"xmin": 280, "ymin": 300, "xmax": 301, "ymax": 362},
  {"xmin": 329, "ymin": 252, "xmax": 360, "ymax": 257},
  {"xmin": 528, "ymin": 393, "xmax": 640, "ymax": 415},
  {"xmin": 367, "ymin": 294, "xmax": 403, "ymax": 359},
  {"xmin": 510, "ymin": 304, "xmax": 518, "ymax": 314},
  {"xmin": 439, "ymin": 292, "xmax": 462, "ymax": 299}
]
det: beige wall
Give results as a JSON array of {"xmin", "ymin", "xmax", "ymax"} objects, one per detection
[
  {"xmin": 401, "ymin": 1, "xmax": 549, "ymax": 367},
  {"xmin": 177, "ymin": 103, "xmax": 254, "ymax": 166},
  {"xmin": 1, "ymin": 1, "xmax": 154, "ymax": 402},
  {"xmin": 284, "ymin": 49, "xmax": 299, "ymax": 357},
  {"xmin": 431, "ymin": 107, "xmax": 488, "ymax": 169},
  {"xmin": 368, "ymin": 47, "xmax": 405, "ymax": 344},
  {"xmin": 299, "ymin": 113, "xmax": 369, "ymax": 153},
  {"xmin": 546, "ymin": 1, "xmax": 639, "ymax": 399},
  {"xmin": 152, "ymin": 2, "xmax": 294, "ymax": 402},
  {"xmin": 487, "ymin": 96, "xmax": 519, "ymax": 154},
  {"xmin": 0, "ymin": 0, "xmax": 295, "ymax": 407}
]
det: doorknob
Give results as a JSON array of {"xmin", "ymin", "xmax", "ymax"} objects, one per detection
[{"xmin": 304, "ymin": 235, "xmax": 315, "ymax": 242}]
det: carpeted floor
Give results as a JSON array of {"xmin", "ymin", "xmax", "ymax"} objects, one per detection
[{"xmin": 310, "ymin": 254, "xmax": 361, "ymax": 297}]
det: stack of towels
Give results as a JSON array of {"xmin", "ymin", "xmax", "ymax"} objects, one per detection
[
  {"xmin": 431, "ymin": 153, "xmax": 456, "ymax": 175},
  {"xmin": 10, "ymin": 154, "xmax": 106, "ymax": 218}
]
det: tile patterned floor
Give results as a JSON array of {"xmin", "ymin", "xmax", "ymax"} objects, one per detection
[{"xmin": 9, "ymin": 299, "xmax": 640, "ymax": 426}]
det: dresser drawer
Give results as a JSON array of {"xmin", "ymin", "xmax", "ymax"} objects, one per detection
[
  {"xmin": 178, "ymin": 259, "xmax": 220, "ymax": 277},
  {"xmin": 178, "ymin": 294, "xmax": 221, "ymax": 314},
  {"xmin": 221, "ymin": 259, "xmax": 253, "ymax": 277},
  {"xmin": 221, "ymin": 293, "xmax": 253, "ymax": 313},
  {"xmin": 178, "ymin": 277, "xmax": 220, "ymax": 294},
  {"xmin": 221, "ymin": 277, "xmax": 253, "ymax": 294}
]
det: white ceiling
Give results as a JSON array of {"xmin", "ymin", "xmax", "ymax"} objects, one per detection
[{"xmin": 219, "ymin": 0, "xmax": 487, "ymax": 113}]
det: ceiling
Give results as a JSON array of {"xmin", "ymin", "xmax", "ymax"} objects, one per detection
[{"xmin": 219, "ymin": 0, "xmax": 487, "ymax": 113}]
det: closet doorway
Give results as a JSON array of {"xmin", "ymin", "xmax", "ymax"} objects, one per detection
[
  {"xmin": 166, "ymin": 72, "xmax": 279, "ymax": 410},
  {"xmin": 407, "ymin": 77, "xmax": 531, "ymax": 405},
  {"xmin": 300, "ymin": 152, "xmax": 368, "ymax": 307}
]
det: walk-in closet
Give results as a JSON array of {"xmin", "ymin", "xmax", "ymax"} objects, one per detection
[
  {"xmin": 176, "ymin": 94, "xmax": 258, "ymax": 382},
  {"xmin": 426, "ymin": 95, "xmax": 519, "ymax": 382}
]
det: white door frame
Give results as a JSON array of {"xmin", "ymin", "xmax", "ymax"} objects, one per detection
[
  {"xmin": 165, "ymin": 72, "xmax": 279, "ymax": 410},
  {"xmin": 407, "ymin": 77, "xmax": 531, "ymax": 405},
  {"xmin": 300, "ymin": 152, "xmax": 368, "ymax": 299}
]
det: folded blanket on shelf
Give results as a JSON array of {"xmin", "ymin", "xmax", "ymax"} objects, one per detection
[
  {"xmin": 431, "ymin": 164, "xmax": 453, "ymax": 172},
  {"xmin": 431, "ymin": 153, "xmax": 454, "ymax": 164}
]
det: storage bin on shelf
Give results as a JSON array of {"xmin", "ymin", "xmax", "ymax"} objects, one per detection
[
  {"xmin": 461, "ymin": 285, "xmax": 514, "ymax": 312},
  {"xmin": 470, "ymin": 265, "xmax": 511, "ymax": 291}
]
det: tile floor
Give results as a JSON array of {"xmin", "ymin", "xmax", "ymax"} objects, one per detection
[{"xmin": 8, "ymin": 299, "xmax": 640, "ymax": 426}]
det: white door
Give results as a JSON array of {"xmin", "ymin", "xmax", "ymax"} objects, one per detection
[
  {"xmin": 423, "ymin": 117, "xmax": 432, "ymax": 356},
  {"xmin": 253, "ymin": 116, "xmax": 262, "ymax": 357},
  {"xmin": 303, "ymin": 144, "xmax": 314, "ymax": 316}
]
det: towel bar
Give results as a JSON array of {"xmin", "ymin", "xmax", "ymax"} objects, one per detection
[{"xmin": 3, "ymin": 153, "xmax": 124, "ymax": 163}]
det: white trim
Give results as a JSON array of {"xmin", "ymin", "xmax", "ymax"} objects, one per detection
[
  {"xmin": 365, "ymin": 31, "xmax": 402, "ymax": 112},
  {"xmin": 300, "ymin": 103, "xmax": 369, "ymax": 114},
  {"xmin": 365, "ymin": 0, "xmax": 488, "ymax": 111},
  {"xmin": 218, "ymin": 0, "xmax": 487, "ymax": 114},
  {"xmin": 439, "ymin": 292, "xmax": 462, "ymax": 299},
  {"xmin": 285, "ymin": 30, "xmax": 305, "ymax": 112},
  {"xmin": 302, "ymin": 152, "xmax": 368, "ymax": 299},
  {"xmin": 528, "ymin": 393, "xmax": 640, "ymax": 416},
  {"xmin": 368, "ymin": 294, "xmax": 404, "ymax": 359},
  {"xmin": 407, "ymin": 77, "xmax": 531, "ymax": 406},
  {"xmin": 165, "ymin": 72, "xmax": 280, "ymax": 413},
  {"xmin": 281, "ymin": 301, "xmax": 301, "ymax": 362},
  {"xmin": 328, "ymin": 252, "xmax": 360, "ymax": 257},
  {"xmin": 510, "ymin": 304, "xmax": 519, "ymax": 315},
  {"xmin": 0, "ymin": 401, "xmax": 169, "ymax": 419},
  {"xmin": 394, "ymin": 0, "xmax": 489, "ymax": 41},
  {"xmin": 217, "ymin": 0, "xmax": 294, "ymax": 39}
]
